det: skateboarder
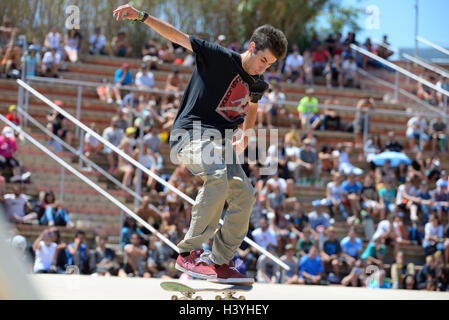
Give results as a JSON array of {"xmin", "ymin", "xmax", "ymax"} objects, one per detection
[{"xmin": 113, "ymin": 4, "xmax": 287, "ymax": 284}]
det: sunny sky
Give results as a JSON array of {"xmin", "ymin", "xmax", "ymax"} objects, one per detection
[{"xmin": 332, "ymin": 0, "xmax": 449, "ymax": 51}]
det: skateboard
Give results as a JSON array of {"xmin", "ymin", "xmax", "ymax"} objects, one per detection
[{"xmin": 160, "ymin": 281, "xmax": 253, "ymax": 300}]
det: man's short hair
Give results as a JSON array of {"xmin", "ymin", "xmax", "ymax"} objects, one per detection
[{"xmin": 250, "ymin": 25, "xmax": 288, "ymax": 60}]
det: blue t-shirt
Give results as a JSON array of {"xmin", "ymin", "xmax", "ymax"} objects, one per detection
[
  {"xmin": 340, "ymin": 236, "xmax": 363, "ymax": 259},
  {"xmin": 342, "ymin": 180, "xmax": 362, "ymax": 194},
  {"xmin": 115, "ymin": 69, "xmax": 133, "ymax": 85},
  {"xmin": 416, "ymin": 189, "xmax": 431, "ymax": 200},
  {"xmin": 66, "ymin": 242, "xmax": 86, "ymax": 265},
  {"xmin": 299, "ymin": 254, "xmax": 324, "ymax": 277}
]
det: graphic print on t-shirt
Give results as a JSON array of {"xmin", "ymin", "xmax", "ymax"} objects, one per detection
[{"xmin": 215, "ymin": 74, "xmax": 250, "ymax": 122}]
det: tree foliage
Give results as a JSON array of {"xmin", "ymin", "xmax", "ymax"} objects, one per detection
[{"xmin": 0, "ymin": 0, "xmax": 361, "ymax": 55}]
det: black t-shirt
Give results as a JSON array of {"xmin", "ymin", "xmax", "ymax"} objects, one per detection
[
  {"xmin": 323, "ymin": 239, "xmax": 341, "ymax": 256},
  {"xmin": 170, "ymin": 36, "xmax": 268, "ymax": 148}
]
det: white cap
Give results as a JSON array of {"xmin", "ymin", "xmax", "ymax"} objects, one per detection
[
  {"xmin": 218, "ymin": 34, "xmax": 226, "ymax": 42},
  {"xmin": 2, "ymin": 126, "xmax": 14, "ymax": 138}
]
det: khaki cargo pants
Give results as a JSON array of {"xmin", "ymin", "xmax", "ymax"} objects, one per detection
[{"xmin": 175, "ymin": 138, "xmax": 256, "ymax": 265}]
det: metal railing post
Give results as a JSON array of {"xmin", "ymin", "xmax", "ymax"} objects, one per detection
[
  {"xmin": 59, "ymin": 167, "xmax": 65, "ymax": 202},
  {"xmin": 394, "ymin": 71, "xmax": 399, "ymax": 102},
  {"xmin": 24, "ymin": 89, "xmax": 29, "ymax": 128},
  {"xmin": 75, "ymin": 86, "xmax": 83, "ymax": 137},
  {"xmin": 78, "ymin": 129, "xmax": 85, "ymax": 169},
  {"xmin": 134, "ymin": 113, "xmax": 145, "ymax": 209}
]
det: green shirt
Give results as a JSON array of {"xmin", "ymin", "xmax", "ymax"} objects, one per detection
[
  {"xmin": 297, "ymin": 96, "xmax": 318, "ymax": 114},
  {"xmin": 296, "ymin": 238, "xmax": 315, "ymax": 257},
  {"xmin": 361, "ymin": 242, "xmax": 386, "ymax": 260}
]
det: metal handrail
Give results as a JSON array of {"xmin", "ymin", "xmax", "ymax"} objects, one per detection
[
  {"xmin": 25, "ymin": 73, "xmax": 443, "ymax": 119},
  {"xmin": 402, "ymin": 53, "xmax": 449, "ymax": 79},
  {"xmin": 416, "ymin": 36, "xmax": 449, "ymax": 58},
  {"xmin": 17, "ymin": 108, "xmax": 164, "ymax": 217},
  {"xmin": 350, "ymin": 43, "xmax": 449, "ymax": 99},
  {"xmin": 0, "ymin": 114, "xmax": 179, "ymax": 253},
  {"xmin": 17, "ymin": 79, "xmax": 290, "ymax": 271},
  {"xmin": 356, "ymin": 67, "xmax": 446, "ymax": 117}
]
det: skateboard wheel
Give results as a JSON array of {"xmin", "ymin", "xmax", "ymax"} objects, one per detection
[
  {"xmin": 195, "ymin": 296, "xmax": 203, "ymax": 300},
  {"xmin": 238, "ymin": 296, "xmax": 245, "ymax": 300},
  {"xmin": 215, "ymin": 295, "xmax": 222, "ymax": 300},
  {"xmin": 171, "ymin": 295, "xmax": 178, "ymax": 300}
]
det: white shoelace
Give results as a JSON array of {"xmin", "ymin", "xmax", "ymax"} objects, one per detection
[{"xmin": 194, "ymin": 250, "xmax": 213, "ymax": 265}]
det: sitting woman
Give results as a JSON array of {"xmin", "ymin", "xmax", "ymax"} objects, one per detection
[{"xmin": 40, "ymin": 201, "xmax": 74, "ymax": 227}]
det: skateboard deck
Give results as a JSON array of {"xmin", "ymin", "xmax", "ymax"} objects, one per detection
[{"xmin": 160, "ymin": 281, "xmax": 253, "ymax": 300}]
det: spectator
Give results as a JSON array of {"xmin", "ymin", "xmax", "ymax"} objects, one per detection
[
  {"xmin": 341, "ymin": 55, "xmax": 358, "ymax": 87},
  {"xmin": 90, "ymin": 235, "xmax": 119, "ymax": 276},
  {"xmin": 308, "ymin": 200, "xmax": 331, "ymax": 233},
  {"xmin": 361, "ymin": 237, "xmax": 386, "ymax": 267},
  {"xmin": 311, "ymin": 45, "xmax": 330, "ymax": 75},
  {"xmin": 321, "ymin": 96, "xmax": 341, "ymax": 131},
  {"xmin": 165, "ymin": 69, "xmax": 182, "ymax": 93},
  {"xmin": 49, "ymin": 228, "xmax": 68, "ymax": 274},
  {"xmin": 416, "ymin": 255, "xmax": 437, "ymax": 290},
  {"xmin": 395, "ymin": 177, "xmax": 416, "ymax": 216},
  {"xmin": 336, "ymin": 144, "xmax": 363, "ymax": 176},
  {"xmin": 297, "ymin": 88, "xmax": 320, "ymax": 129},
  {"xmin": 265, "ymin": 65, "xmax": 281, "ymax": 85},
  {"xmin": 46, "ymin": 100, "xmax": 74, "ymax": 150},
  {"xmin": 436, "ymin": 76, "xmax": 449, "ymax": 107},
  {"xmin": 41, "ymin": 48, "xmax": 61, "ymax": 78},
  {"xmin": 44, "ymin": 27, "xmax": 62, "ymax": 51},
  {"xmin": 298, "ymin": 246, "xmax": 328, "ymax": 285},
  {"xmin": 353, "ymin": 97, "xmax": 375, "ymax": 148},
  {"xmin": 40, "ymin": 200, "xmax": 74, "ymax": 228},
  {"xmin": 96, "ymin": 78, "xmax": 114, "ymax": 104},
  {"xmin": 296, "ymin": 227, "xmax": 315, "ymax": 258},
  {"xmin": 326, "ymin": 172, "xmax": 349, "ymax": 220},
  {"xmin": 341, "ymin": 173, "xmax": 363, "ymax": 220},
  {"xmin": 135, "ymin": 63, "xmax": 155, "ymax": 90},
  {"xmin": 410, "ymin": 180, "xmax": 432, "ymax": 225},
  {"xmin": 372, "ymin": 213, "xmax": 396, "ymax": 244},
  {"xmin": 302, "ymin": 50, "xmax": 314, "ymax": 86},
  {"xmin": 0, "ymin": 19, "xmax": 17, "ymax": 47},
  {"xmin": 102, "ymin": 117, "xmax": 124, "ymax": 173},
  {"xmin": 368, "ymin": 269, "xmax": 391, "ymax": 289},
  {"xmin": 431, "ymin": 180, "xmax": 449, "ymax": 221},
  {"xmin": 256, "ymin": 243, "xmax": 280, "ymax": 283},
  {"xmin": 324, "ymin": 54, "xmax": 342, "ymax": 89},
  {"xmin": 429, "ymin": 117, "xmax": 447, "ymax": 153},
  {"xmin": 341, "ymin": 265, "xmax": 364, "ymax": 287},
  {"xmin": 63, "ymin": 29, "xmax": 79, "ymax": 63},
  {"xmin": 374, "ymin": 159, "xmax": 396, "ymax": 188},
  {"xmin": 83, "ymin": 122, "xmax": 103, "ymax": 158},
  {"xmin": 117, "ymin": 138, "xmax": 134, "ymax": 187},
  {"xmin": 321, "ymin": 226, "xmax": 341, "ymax": 282},
  {"xmin": 38, "ymin": 190, "xmax": 55, "ymax": 224},
  {"xmin": 287, "ymin": 201, "xmax": 309, "ymax": 234},
  {"xmin": 361, "ymin": 174, "xmax": 382, "ymax": 223},
  {"xmin": 3, "ymin": 185, "xmax": 37, "ymax": 223},
  {"xmin": 340, "ymin": 228, "xmax": 363, "ymax": 267},
  {"xmin": 423, "ymin": 214, "xmax": 444, "ymax": 257},
  {"xmin": 378, "ymin": 178, "xmax": 397, "ymax": 219},
  {"xmin": 0, "ymin": 126, "xmax": 30, "ymax": 182},
  {"xmin": 32, "ymin": 229, "xmax": 57, "ymax": 273},
  {"xmin": 284, "ymin": 45, "xmax": 304, "ymax": 84},
  {"xmin": 406, "ymin": 115, "xmax": 428, "ymax": 151},
  {"xmin": 318, "ymin": 145, "xmax": 334, "ymax": 173},
  {"xmin": 66, "ymin": 230, "xmax": 93, "ymax": 275},
  {"xmin": 376, "ymin": 35, "xmax": 394, "ymax": 60},
  {"xmin": 122, "ymin": 232, "xmax": 150, "ymax": 278},
  {"xmin": 112, "ymin": 63, "xmax": 133, "ymax": 104},
  {"xmin": 142, "ymin": 38, "xmax": 158, "ymax": 58},
  {"xmin": 251, "ymin": 216, "xmax": 278, "ymax": 250},
  {"xmin": 268, "ymin": 83, "xmax": 287, "ymax": 126},
  {"xmin": 89, "ymin": 27, "xmax": 107, "ymax": 55},
  {"xmin": 23, "ymin": 45, "xmax": 40, "ymax": 77},
  {"xmin": 158, "ymin": 42, "xmax": 175, "ymax": 63},
  {"xmin": 402, "ymin": 274, "xmax": 417, "ymax": 290},
  {"xmin": 383, "ymin": 130, "xmax": 404, "ymax": 153},
  {"xmin": 417, "ymin": 74, "xmax": 437, "ymax": 105},
  {"xmin": 111, "ymin": 29, "xmax": 132, "ymax": 57},
  {"xmin": 390, "ymin": 250, "xmax": 415, "ymax": 289},
  {"xmin": 280, "ymin": 243, "xmax": 299, "ymax": 284},
  {"xmin": 294, "ymin": 139, "xmax": 319, "ymax": 185}
]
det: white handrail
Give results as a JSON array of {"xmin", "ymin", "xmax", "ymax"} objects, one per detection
[
  {"xmin": 25, "ymin": 74, "xmax": 443, "ymax": 119},
  {"xmin": 356, "ymin": 67, "xmax": 446, "ymax": 117},
  {"xmin": 17, "ymin": 108, "xmax": 163, "ymax": 217},
  {"xmin": 416, "ymin": 36, "xmax": 449, "ymax": 58},
  {"xmin": 402, "ymin": 53, "xmax": 449, "ymax": 79},
  {"xmin": 0, "ymin": 114, "xmax": 180, "ymax": 253},
  {"xmin": 350, "ymin": 44, "xmax": 449, "ymax": 99},
  {"xmin": 16, "ymin": 79, "xmax": 290, "ymax": 271}
]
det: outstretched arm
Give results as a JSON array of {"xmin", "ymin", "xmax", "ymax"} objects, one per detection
[{"xmin": 113, "ymin": 4, "xmax": 192, "ymax": 52}]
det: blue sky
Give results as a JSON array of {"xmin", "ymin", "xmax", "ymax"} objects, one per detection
[{"xmin": 323, "ymin": 0, "xmax": 449, "ymax": 50}]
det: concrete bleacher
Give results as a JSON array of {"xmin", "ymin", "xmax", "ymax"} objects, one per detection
[{"xmin": 2, "ymin": 53, "xmax": 448, "ymax": 267}]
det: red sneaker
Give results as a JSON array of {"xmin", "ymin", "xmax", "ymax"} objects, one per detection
[
  {"xmin": 209, "ymin": 262, "xmax": 254, "ymax": 285},
  {"xmin": 175, "ymin": 249, "xmax": 217, "ymax": 280}
]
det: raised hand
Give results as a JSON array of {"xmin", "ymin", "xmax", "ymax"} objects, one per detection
[{"xmin": 113, "ymin": 4, "xmax": 139, "ymax": 21}]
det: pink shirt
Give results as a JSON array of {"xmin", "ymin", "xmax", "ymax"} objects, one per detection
[{"xmin": 0, "ymin": 136, "xmax": 17, "ymax": 158}]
